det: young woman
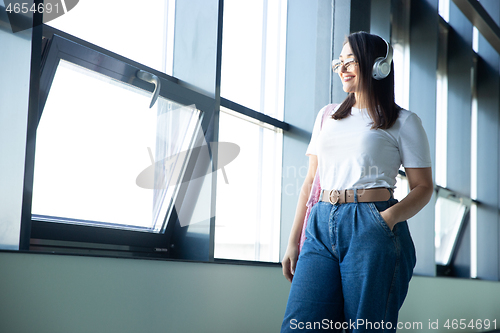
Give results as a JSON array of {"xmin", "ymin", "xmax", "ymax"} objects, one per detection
[{"xmin": 280, "ymin": 32, "xmax": 433, "ymax": 332}]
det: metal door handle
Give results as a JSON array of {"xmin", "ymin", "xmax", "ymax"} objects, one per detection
[{"xmin": 136, "ymin": 70, "xmax": 161, "ymax": 108}]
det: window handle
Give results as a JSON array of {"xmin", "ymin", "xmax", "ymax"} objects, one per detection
[{"xmin": 136, "ymin": 70, "xmax": 161, "ymax": 108}]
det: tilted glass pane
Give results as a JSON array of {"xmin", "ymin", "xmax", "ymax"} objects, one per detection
[
  {"xmin": 435, "ymin": 190, "xmax": 470, "ymax": 265},
  {"xmin": 32, "ymin": 60, "xmax": 201, "ymax": 232},
  {"xmin": 215, "ymin": 108, "xmax": 282, "ymax": 262}
]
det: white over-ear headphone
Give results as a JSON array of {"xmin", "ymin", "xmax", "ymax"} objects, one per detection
[{"xmin": 372, "ymin": 38, "xmax": 393, "ymax": 80}]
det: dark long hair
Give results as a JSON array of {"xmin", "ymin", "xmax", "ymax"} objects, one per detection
[{"xmin": 332, "ymin": 32, "xmax": 400, "ymax": 129}]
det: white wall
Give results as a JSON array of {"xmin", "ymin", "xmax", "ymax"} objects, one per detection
[
  {"xmin": 400, "ymin": 276, "xmax": 500, "ymax": 332},
  {"xmin": 0, "ymin": 252, "xmax": 499, "ymax": 333},
  {"xmin": 0, "ymin": 252, "xmax": 289, "ymax": 333}
]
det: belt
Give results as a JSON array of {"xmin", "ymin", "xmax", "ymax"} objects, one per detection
[{"xmin": 321, "ymin": 188, "xmax": 392, "ymax": 205}]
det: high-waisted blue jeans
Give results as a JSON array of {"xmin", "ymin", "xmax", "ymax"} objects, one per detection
[{"xmin": 281, "ymin": 196, "xmax": 416, "ymax": 332}]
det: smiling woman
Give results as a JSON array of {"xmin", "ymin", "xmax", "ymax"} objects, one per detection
[
  {"xmin": 280, "ymin": 31, "xmax": 433, "ymax": 333},
  {"xmin": 337, "ymin": 50, "xmax": 359, "ymax": 94}
]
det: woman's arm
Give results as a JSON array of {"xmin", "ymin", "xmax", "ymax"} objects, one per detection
[
  {"xmin": 380, "ymin": 167, "xmax": 433, "ymax": 230},
  {"xmin": 282, "ymin": 155, "xmax": 318, "ymax": 282}
]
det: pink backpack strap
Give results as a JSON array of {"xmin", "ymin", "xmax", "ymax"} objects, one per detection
[
  {"xmin": 298, "ymin": 103, "xmax": 338, "ymax": 252},
  {"xmin": 320, "ymin": 103, "xmax": 336, "ymax": 129}
]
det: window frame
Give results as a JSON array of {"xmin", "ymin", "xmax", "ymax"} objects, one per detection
[{"xmin": 30, "ymin": 25, "xmax": 216, "ymax": 257}]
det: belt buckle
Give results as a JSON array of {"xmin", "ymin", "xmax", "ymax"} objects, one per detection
[{"xmin": 328, "ymin": 189, "xmax": 340, "ymax": 205}]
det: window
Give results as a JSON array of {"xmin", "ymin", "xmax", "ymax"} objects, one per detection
[
  {"xmin": 435, "ymin": 187, "xmax": 471, "ymax": 267},
  {"xmin": 393, "ymin": 171, "xmax": 410, "ymax": 202},
  {"xmin": 435, "ymin": 21, "xmax": 448, "ymax": 188},
  {"xmin": 214, "ymin": 0, "xmax": 288, "ymax": 263},
  {"xmin": 28, "ymin": 1, "xmax": 291, "ymax": 263},
  {"xmin": 470, "ymin": 51, "xmax": 478, "ymax": 278},
  {"xmin": 33, "ymin": 59, "xmax": 201, "ymax": 233},
  {"xmin": 438, "ymin": 0, "xmax": 450, "ymax": 23},
  {"xmin": 391, "ymin": 0, "xmax": 411, "ymax": 110},
  {"xmin": 220, "ymin": 0, "xmax": 287, "ymax": 119},
  {"xmin": 47, "ymin": 0, "xmax": 176, "ymax": 75},
  {"xmin": 432, "ymin": 13, "xmax": 481, "ymax": 278},
  {"xmin": 31, "ymin": 29, "xmax": 214, "ymax": 254},
  {"xmin": 215, "ymin": 108, "xmax": 283, "ymax": 262},
  {"xmin": 391, "ymin": 0, "xmax": 411, "ymax": 203}
]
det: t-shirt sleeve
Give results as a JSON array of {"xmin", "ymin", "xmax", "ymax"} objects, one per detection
[
  {"xmin": 305, "ymin": 106, "xmax": 327, "ymax": 156},
  {"xmin": 398, "ymin": 112, "xmax": 432, "ymax": 168}
]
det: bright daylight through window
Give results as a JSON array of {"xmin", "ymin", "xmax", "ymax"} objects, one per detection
[
  {"xmin": 215, "ymin": 0, "xmax": 287, "ymax": 262},
  {"xmin": 47, "ymin": 0, "xmax": 175, "ymax": 75},
  {"xmin": 31, "ymin": 0, "xmax": 288, "ymax": 263},
  {"xmin": 32, "ymin": 60, "xmax": 201, "ymax": 232}
]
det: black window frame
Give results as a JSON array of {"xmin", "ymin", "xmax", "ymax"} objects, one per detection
[{"xmin": 30, "ymin": 25, "xmax": 216, "ymax": 258}]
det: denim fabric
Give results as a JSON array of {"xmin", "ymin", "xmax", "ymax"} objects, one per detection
[{"xmin": 281, "ymin": 196, "xmax": 416, "ymax": 332}]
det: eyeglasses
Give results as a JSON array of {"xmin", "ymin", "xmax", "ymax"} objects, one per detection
[{"xmin": 332, "ymin": 58, "xmax": 358, "ymax": 73}]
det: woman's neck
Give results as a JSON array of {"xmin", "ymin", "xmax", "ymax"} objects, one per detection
[{"xmin": 353, "ymin": 93, "xmax": 368, "ymax": 109}]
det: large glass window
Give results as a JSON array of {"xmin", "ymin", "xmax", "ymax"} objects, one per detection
[
  {"xmin": 470, "ymin": 51, "xmax": 478, "ymax": 278},
  {"xmin": 0, "ymin": 2, "xmax": 33, "ymax": 250},
  {"xmin": 29, "ymin": 1, "xmax": 290, "ymax": 262},
  {"xmin": 214, "ymin": 108, "xmax": 282, "ymax": 262},
  {"xmin": 47, "ymin": 0, "xmax": 176, "ymax": 75},
  {"xmin": 220, "ymin": 0, "xmax": 287, "ymax": 120},
  {"xmin": 391, "ymin": 0, "xmax": 410, "ymax": 110},
  {"xmin": 214, "ymin": 0, "xmax": 288, "ymax": 262},
  {"xmin": 33, "ymin": 60, "xmax": 201, "ymax": 232},
  {"xmin": 30, "ymin": 31, "xmax": 214, "ymax": 254},
  {"xmin": 435, "ymin": 21, "xmax": 448, "ymax": 188},
  {"xmin": 439, "ymin": 0, "xmax": 450, "ymax": 23},
  {"xmin": 391, "ymin": 0, "xmax": 411, "ymax": 202}
]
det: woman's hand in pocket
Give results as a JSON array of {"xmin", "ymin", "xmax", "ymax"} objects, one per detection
[{"xmin": 379, "ymin": 209, "xmax": 397, "ymax": 231}]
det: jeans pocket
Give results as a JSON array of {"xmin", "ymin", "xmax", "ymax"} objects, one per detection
[{"xmin": 368, "ymin": 202, "xmax": 394, "ymax": 236}]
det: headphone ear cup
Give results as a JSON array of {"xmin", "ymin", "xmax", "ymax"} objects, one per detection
[{"xmin": 372, "ymin": 56, "xmax": 390, "ymax": 80}]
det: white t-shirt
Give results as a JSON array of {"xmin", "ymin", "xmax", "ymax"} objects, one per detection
[{"xmin": 306, "ymin": 104, "xmax": 432, "ymax": 191}]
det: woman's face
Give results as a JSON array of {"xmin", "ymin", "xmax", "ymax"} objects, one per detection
[{"xmin": 338, "ymin": 43, "xmax": 360, "ymax": 94}]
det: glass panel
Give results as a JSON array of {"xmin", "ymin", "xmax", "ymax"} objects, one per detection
[
  {"xmin": 435, "ymin": 188, "xmax": 470, "ymax": 265},
  {"xmin": 439, "ymin": 0, "xmax": 450, "ymax": 22},
  {"xmin": 472, "ymin": 27, "xmax": 479, "ymax": 53},
  {"xmin": 393, "ymin": 172, "xmax": 409, "ymax": 202},
  {"xmin": 470, "ymin": 54, "xmax": 478, "ymax": 278},
  {"xmin": 221, "ymin": 0, "xmax": 287, "ymax": 120},
  {"xmin": 215, "ymin": 107, "xmax": 282, "ymax": 262},
  {"xmin": 391, "ymin": 0, "xmax": 410, "ymax": 109},
  {"xmin": 435, "ymin": 23, "xmax": 449, "ymax": 188},
  {"xmin": 32, "ymin": 60, "xmax": 201, "ymax": 232},
  {"xmin": 47, "ymin": 0, "xmax": 175, "ymax": 75}
]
